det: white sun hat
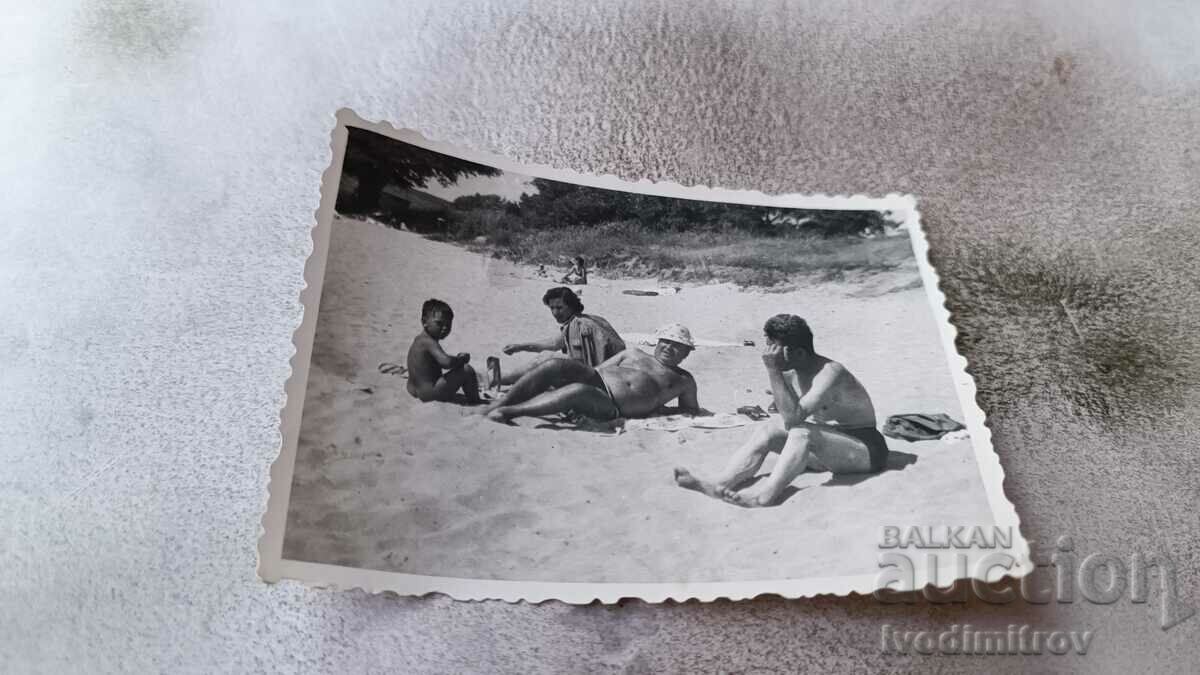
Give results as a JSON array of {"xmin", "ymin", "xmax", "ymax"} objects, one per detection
[{"xmin": 654, "ymin": 322, "xmax": 695, "ymax": 348}]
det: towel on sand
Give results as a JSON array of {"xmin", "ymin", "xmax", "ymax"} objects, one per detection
[
  {"xmin": 542, "ymin": 412, "xmax": 760, "ymax": 434},
  {"xmin": 882, "ymin": 413, "xmax": 966, "ymax": 441},
  {"xmin": 624, "ymin": 413, "xmax": 756, "ymax": 432}
]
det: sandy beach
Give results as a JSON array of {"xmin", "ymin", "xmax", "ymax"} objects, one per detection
[{"xmin": 281, "ymin": 216, "xmax": 994, "ymax": 583}]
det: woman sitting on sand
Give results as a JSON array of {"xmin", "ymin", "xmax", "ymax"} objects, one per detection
[
  {"xmin": 560, "ymin": 256, "xmax": 587, "ymax": 285},
  {"xmin": 491, "ymin": 287, "xmax": 624, "ymax": 387}
]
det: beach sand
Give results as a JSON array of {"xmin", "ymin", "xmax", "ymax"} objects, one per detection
[{"xmin": 281, "ymin": 216, "xmax": 994, "ymax": 583}]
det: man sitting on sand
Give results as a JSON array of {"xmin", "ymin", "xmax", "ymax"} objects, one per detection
[
  {"xmin": 484, "ymin": 323, "xmax": 702, "ymax": 424},
  {"xmin": 494, "ymin": 287, "xmax": 625, "ymax": 386},
  {"xmin": 405, "ymin": 298, "xmax": 483, "ymax": 405},
  {"xmin": 674, "ymin": 314, "xmax": 888, "ymax": 507}
]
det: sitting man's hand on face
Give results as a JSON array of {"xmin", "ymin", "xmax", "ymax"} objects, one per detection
[{"xmin": 761, "ymin": 343, "xmax": 787, "ymax": 370}]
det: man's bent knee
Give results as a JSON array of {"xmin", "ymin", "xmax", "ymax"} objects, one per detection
[
  {"xmin": 761, "ymin": 418, "xmax": 790, "ymax": 439},
  {"xmin": 785, "ymin": 425, "xmax": 814, "ymax": 439},
  {"xmin": 784, "ymin": 425, "xmax": 820, "ymax": 452},
  {"xmin": 742, "ymin": 418, "xmax": 788, "ymax": 453}
]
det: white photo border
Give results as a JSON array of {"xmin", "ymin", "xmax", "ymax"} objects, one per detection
[{"xmin": 258, "ymin": 108, "xmax": 1031, "ymax": 602}]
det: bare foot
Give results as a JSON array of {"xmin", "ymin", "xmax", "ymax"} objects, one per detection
[
  {"xmin": 470, "ymin": 397, "xmax": 502, "ymax": 415},
  {"xmin": 485, "ymin": 409, "xmax": 514, "ymax": 425},
  {"xmin": 723, "ymin": 485, "xmax": 774, "ymax": 508},
  {"xmin": 673, "ymin": 467, "xmax": 729, "ymax": 501}
]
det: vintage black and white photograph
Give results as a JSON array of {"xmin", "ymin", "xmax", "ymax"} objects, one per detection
[{"xmin": 260, "ymin": 111, "xmax": 1025, "ymax": 601}]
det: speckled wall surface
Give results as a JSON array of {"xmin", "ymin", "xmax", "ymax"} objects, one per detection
[{"xmin": 3, "ymin": 0, "xmax": 1198, "ymax": 671}]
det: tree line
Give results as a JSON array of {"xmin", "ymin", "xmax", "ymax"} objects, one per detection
[
  {"xmin": 336, "ymin": 127, "xmax": 886, "ymax": 237},
  {"xmin": 469, "ymin": 179, "xmax": 887, "ymax": 237}
]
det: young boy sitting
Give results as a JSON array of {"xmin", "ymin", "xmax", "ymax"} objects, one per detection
[{"xmin": 405, "ymin": 299, "xmax": 483, "ymax": 404}]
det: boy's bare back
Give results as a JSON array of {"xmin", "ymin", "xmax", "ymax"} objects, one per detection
[{"xmin": 406, "ymin": 332, "xmax": 447, "ymax": 399}]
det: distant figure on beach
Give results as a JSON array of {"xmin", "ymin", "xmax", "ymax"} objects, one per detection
[
  {"xmin": 404, "ymin": 299, "xmax": 483, "ymax": 405},
  {"xmin": 484, "ymin": 323, "xmax": 702, "ymax": 424},
  {"xmin": 674, "ymin": 314, "xmax": 888, "ymax": 507},
  {"xmin": 494, "ymin": 287, "xmax": 625, "ymax": 386},
  {"xmin": 561, "ymin": 256, "xmax": 588, "ymax": 285}
]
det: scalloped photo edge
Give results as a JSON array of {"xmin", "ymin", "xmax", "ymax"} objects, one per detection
[{"xmin": 258, "ymin": 108, "xmax": 1030, "ymax": 602}]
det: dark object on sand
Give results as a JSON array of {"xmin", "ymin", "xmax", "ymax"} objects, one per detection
[
  {"xmin": 622, "ymin": 289, "xmax": 659, "ymax": 296},
  {"xmin": 742, "ymin": 340, "xmax": 756, "ymax": 347},
  {"xmin": 486, "ymin": 356, "xmax": 502, "ymax": 391},
  {"xmin": 882, "ymin": 413, "xmax": 965, "ymax": 441},
  {"xmin": 737, "ymin": 405, "xmax": 770, "ymax": 421},
  {"xmin": 378, "ymin": 362, "xmax": 407, "ymax": 377}
]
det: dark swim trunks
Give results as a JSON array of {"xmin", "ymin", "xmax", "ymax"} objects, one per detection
[
  {"xmin": 837, "ymin": 426, "xmax": 890, "ymax": 473},
  {"xmin": 593, "ymin": 374, "xmax": 623, "ymax": 420}
]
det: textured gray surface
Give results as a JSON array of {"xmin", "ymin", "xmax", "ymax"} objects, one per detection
[{"xmin": 2, "ymin": 0, "xmax": 1199, "ymax": 672}]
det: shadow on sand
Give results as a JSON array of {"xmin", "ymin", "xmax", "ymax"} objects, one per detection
[
  {"xmin": 822, "ymin": 449, "xmax": 919, "ymax": 488},
  {"xmin": 743, "ymin": 449, "xmax": 920, "ymax": 505},
  {"xmin": 532, "ymin": 418, "xmax": 623, "ymax": 434}
]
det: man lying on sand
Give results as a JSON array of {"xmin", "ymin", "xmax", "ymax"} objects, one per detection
[
  {"xmin": 484, "ymin": 323, "xmax": 702, "ymax": 424},
  {"xmin": 495, "ymin": 287, "xmax": 625, "ymax": 386},
  {"xmin": 405, "ymin": 299, "xmax": 483, "ymax": 405},
  {"xmin": 675, "ymin": 314, "xmax": 888, "ymax": 507}
]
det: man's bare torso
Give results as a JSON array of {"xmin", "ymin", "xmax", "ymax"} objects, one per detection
[
  {"xmin": 784, "ymin": 357, "xmax": 877, "ymax": 428},
  {"xmin": 596, "ymin": 348, "xmax": 692, "ymax": 417}
]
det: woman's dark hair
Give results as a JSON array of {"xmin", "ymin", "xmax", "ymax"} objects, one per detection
[
  {"xmin": 542, "ymin": 286, "xmax": 584, "ymax": 314},
  {"xmin": 763, "ymin": 314, "xmax": 813, "ymax": 353}
]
